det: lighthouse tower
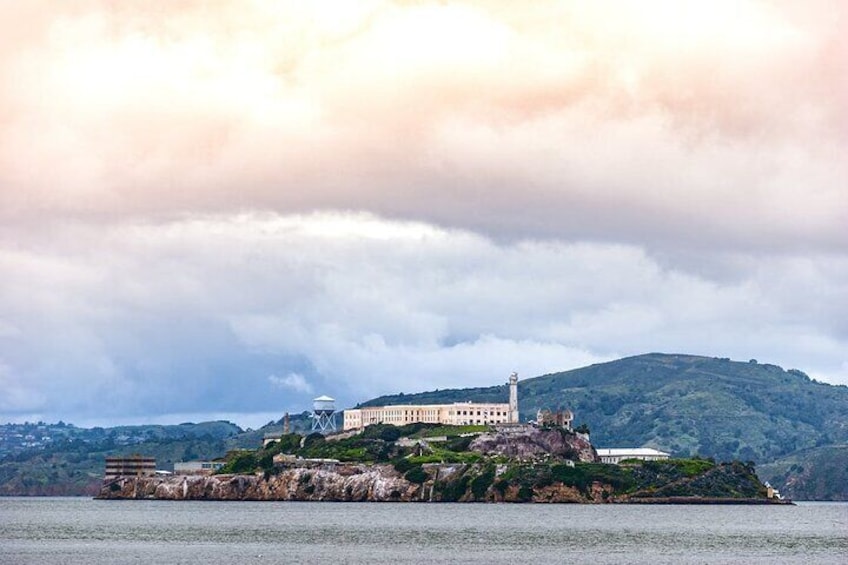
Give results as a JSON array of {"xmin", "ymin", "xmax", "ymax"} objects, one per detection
[{"xmin": 508, "ymin": 372, "xmax": 519, "ymax": 423}]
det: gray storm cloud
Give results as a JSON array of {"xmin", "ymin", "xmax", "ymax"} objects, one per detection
[
  {"xmin": 1, "ymin": 213, "xmax": 845, "ymax": 426},
  {"xmin": 0, "ymin": 1, "xmax": 845, "ymax": 425}
]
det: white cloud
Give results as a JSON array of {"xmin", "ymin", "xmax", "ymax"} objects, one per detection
[
  {"xmin": 0, "ymin": 1, "xmax": 846, "ymax": 427},
  {"xmin": 268, "ymin": 373, "xmax": 314, "ymax": 394},
  {"xmin": 0, "ymin": 212, "xmax": 845, "ymax": 427},
  {"xmin": 0, "ymin": 1, "xmax": 844, "ymax": 253}
]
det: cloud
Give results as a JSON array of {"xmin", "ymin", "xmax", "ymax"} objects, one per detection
[
  {"xmin": 269, "ymin": 373, "xmax": 314, "ymax": 394},
  {"xmin": 0, "ymin": 1, "xmax": 844, "ymax": 254},
  {"xmin": 0, "ymin": 213, "xmax": 845, "ymax": 426},
  {"xmin": 0, "ymin": 2, "xmax": 845, "ymax": 426}
]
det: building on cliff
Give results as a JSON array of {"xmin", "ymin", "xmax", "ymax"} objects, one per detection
[
  {"xmin": 174, "ymin": 461, "xmax": 225, "ymax": 475},
  {"xmin": 104, "ymin": 456, "xmax": 156, "ymax": 477},
  {"xmin": 596, "ymin": 448, "xmax": 670, "ymax": 464},
  {"xmin": 343, "ymin": 373, "xmax": 520, "ymax": 431},
  {"xmin": 535, "ymin": 408, "xmax": 574, "ymax": 430}
]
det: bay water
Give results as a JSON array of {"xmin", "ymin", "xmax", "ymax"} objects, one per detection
[{"xmin": 1, "ymin": 497, "xmax": 845, "ymax": 564}]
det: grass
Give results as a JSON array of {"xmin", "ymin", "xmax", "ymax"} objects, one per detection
[{"xmin": 411, "ymin": 425, "xmax": 489, "ymax": 439}]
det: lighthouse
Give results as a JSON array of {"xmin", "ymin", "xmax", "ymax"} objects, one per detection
[{"xmin": 508, "ymin": 372, "xmax": 519, "ymax": 423}]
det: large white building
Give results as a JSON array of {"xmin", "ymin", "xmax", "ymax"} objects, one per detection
[
  {"xmin": 343, "ymin": 374, "xmax": 520, "ymax": 431},
  {"xmin": 343, "ymin": 402, "xmax": 513, "ymax": 430},
  {"xmin": 596, "ymin": 448, "xmax": 670, "ymax": 464}
]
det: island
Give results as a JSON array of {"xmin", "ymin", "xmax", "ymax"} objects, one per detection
[{"xmin": 97, "ymin": 423, "xmax": 787, "ymax": 503}]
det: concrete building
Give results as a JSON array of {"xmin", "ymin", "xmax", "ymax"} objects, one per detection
[
  {"xmin": 596, "ymin": 448, "xmax": 670, "ymax": 464},
  {"xmin": 343, "ymin": 402, "xmax": 512, "ymax": 430},
  {"xmin": 536, "ymin": 408, "xmax": 574, "ymax": 430},
  {"xmin": 343, "ymin": 373, "xmax": 521, "ymax": 431},
  {"xmin": 173, "ymin": 461, "xmax": 225, "ymax": 475},
  {"xmin": 104, "ymin": 456, "xmax": 156, "ymax": 477}
]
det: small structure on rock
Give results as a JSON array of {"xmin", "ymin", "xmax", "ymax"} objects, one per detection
[{"xmin": 536, "ymin": 408, "xmax": 574, "ymax": 431}]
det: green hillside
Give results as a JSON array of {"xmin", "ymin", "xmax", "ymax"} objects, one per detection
[
  {"xmin": 757, "ymin": 445, "xmax": 848, "ymax": 501},
  {"xmin": 0, "ymin": 413, "xmax": 316, "ymax": 496},
  {"xmin": 3, "ymin": 354, "xmax": 845, "ymax": 499},
  {"xmin": 363, "ymin": 353, "xmax": 848, "ymax": 500}
]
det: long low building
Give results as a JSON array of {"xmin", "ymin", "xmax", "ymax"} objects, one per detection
[
  {"xmin": 596, "ymin": 448, "xmax": 671, "ymax": 464},
  {"xmin": 174, "ymin": 461, "xmax": 225, "ymax": 475},
  {"xmin": 343, "ymin": 402, "xmax": 512, "ymax": 431}
]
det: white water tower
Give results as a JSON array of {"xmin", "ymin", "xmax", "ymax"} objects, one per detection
[{"xmin": 311, "ymin": 395, "xmax": 337, "ymax": 433}]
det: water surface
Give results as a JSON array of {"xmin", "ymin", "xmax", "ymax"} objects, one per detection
[{"xmin": 1, "ymin": 498, "xmax": 845, "ymax": 564}]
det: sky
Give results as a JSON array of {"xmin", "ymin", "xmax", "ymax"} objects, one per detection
[{"xmin": 0, "ymin": 1, "xmax": 846, "ymax": 429}]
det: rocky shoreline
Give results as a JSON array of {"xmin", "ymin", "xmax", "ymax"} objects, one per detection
[
  {"xmin": 98, "ymin": 460, "xmax": 786, "ymax": 504},
  {"xmin": 97, "ymin": 425, "xmax": 782, "ymax": 504}
]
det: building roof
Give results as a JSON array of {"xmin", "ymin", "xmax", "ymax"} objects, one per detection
[
  {"xmin": 596, "ymin": 448, "xmax": 670, "ymax": 457},
  {"xmin": 313, "ymin": 395, "xmax": 335, "ymax": 402}
]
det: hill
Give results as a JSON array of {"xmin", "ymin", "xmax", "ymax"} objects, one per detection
[
  {"xmin": 757, "ymin": 445, "xmax": 848, "ymax": 501},
  {"xmin": 363, "ymin": 353, "xmax": 848, "ymax": 500},
  {"xmin": 0, "ymin": 418, "xmax": 314, "ymax": 496}
]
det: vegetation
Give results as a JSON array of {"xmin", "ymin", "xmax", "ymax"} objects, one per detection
[
  {"xmin": 3, "ymin": 353, "xmax": 845, "ymax": 500},
  {"xmin": 0, "ymin": 420, "xmax": 251, "ymax": 496},
  {"xmin": 363, "ymin": 353, "xmax": 848, "ymax": 499},
  {"xmin": 218, "ymin": 451, "xmax": 258, "ymax": 474},
  {"xmin": 423, "ymin": 458, "xmax": 761, "ymax": 502},
  {"xmin": 403, "ymin": 466, "xmax": 428, "ymax": 484},
  {"xmin": 757, "ymin": 445, "xmax": 848, "ymax": 501},
  {"xmin": 0, "ymin": 414, "xmax": 324, "ymax": 495}
]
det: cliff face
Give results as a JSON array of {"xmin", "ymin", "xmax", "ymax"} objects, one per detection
[
  {"xmin": 100, "ymin": 464, "xmax": 419, "ymax": 501},
  {"xmin": 98, "ymin": 463, "xmax": 607, "ymax": 503},
  {"xmin": 98, "ymin": 458, "xmax": 777, "ymax": 504},
  {"xmin": 469, "ymin": 426, "xmax": 596, "ymax": 462}
]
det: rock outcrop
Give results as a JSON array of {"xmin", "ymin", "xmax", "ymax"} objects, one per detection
[
  {"xmin": 469, "ymin": 425, "xmax": 596, "ymax": 462},
  {"xmin": 100, "ymin": 464, "xmax": 420, "ymax": 501}
]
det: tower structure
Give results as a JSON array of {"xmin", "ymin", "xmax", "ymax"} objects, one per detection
[
  {"xmin": 508, "ymin": 372, "xmax": 519, "ymax": 423},
  {"xmin": 311, "ymin": 395, "xmax": 337, "ymax": 433}
]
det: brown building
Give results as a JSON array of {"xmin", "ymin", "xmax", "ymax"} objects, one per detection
[{"xmin": 104, "ymin": 456, "xmax": 156, "ymax": 478}]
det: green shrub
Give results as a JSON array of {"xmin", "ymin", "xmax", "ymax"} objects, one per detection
[
  {"xmin": 439, "ymin": 475, "xmax": 470, "ymax": 502},
  {"xmin": 258, "ymin": 452, "xmax": 274, "ymax": 472},
  {"xmin": 470, "ymin": 467, "xmax": 495, "ymax": 500},
  {"xmin": 379, "ymin": 427, "xmax": 402, "ymax": 442},
  {"xmin": 393, "ymin": 458, "xmax": 415, "ymax": 474},
  {"xmin": 517, "ymin": 485, "xmax": 534, "ymax": 502},
  {"xmin": 404, "ymin": 466, "xmax": 428, "ymax": 484},
  {"xmin": 360, "ymin": 424, "xmax": 395, "ymax": 440},
  {"xmin": 267, "ymin": 433, "xmax": 302, "ymax": 454},
  {"xmin": 218, "ymin": 452, "xmax": 258, "ymax": 474},
  {"xmin": 445, "ymin": 436, "xmax": 473, "ymax": 452},
  {"xmin": 409, "ymin": 454, "xmax": 444, "ymax": 465},
  {"xmin": 302, "ymin": 433, "xmax": 325, "ymax": 449},
  {"xmin": 339, "ymin": 447, "xmax": 367, "ymax": 461}
]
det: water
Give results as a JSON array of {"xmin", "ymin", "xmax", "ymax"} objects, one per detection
[{"xmin": 1, "ymin": 498, "xmax": 845, "ymax": 564}]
